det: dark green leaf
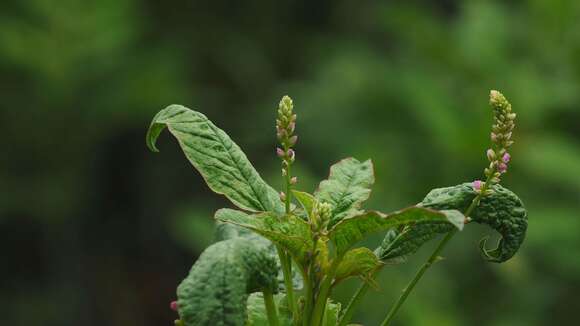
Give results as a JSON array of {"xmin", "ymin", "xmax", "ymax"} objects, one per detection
[
  {"xmin": 315, "ymin": 158, "xmax": 375, "ymax": 227},
  {"xmin": 375, "ymin": 210, "xmax": 465, "ymax": 263},
  {"xmin": 329, "ymin": 207, "xmax": 464, "ymax": 256},
  {"xmin": 176, "ymin": 238, "xmax": 278, "ymax": 326},
  {"xmin": 215, "ymin": 209, "xmax": 313, "ymax": 264},
  {"xmin": 420, "ymin": 183, "xmax": 528, "ymax": 262},
  {"xmin": 375, "ymin": 223, "xmax": 456, "ymax": 264},
  {"xmin": 146, "ymin": 105, "xmax": 282, "ymax": 213}
]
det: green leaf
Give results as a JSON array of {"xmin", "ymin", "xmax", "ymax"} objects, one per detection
[
  {"xmin": 146, "ymin": 105, "xmax": 282, "ymax": 213},
  {"xmin": 335, "ymin": 247, "xmax": 383, "ymax": 283},
  {"xmin": 315, "ymin": 158, "xmax": 375, "ymax": 227},
  {"xmin": 246, "ymin": 293, "xmax": 292, "ymax": 326},
  {"xmin": 215, "ymin": 208, "xmax": 313, "ymax": 264},
  {"xmin": 329, "ymin": 207, "xmax": 464, "ymax": 256},
  {"xmin": 177, "ymin": 238, "xmax": 278, "ymax": 326},
  {"xmin": 292, "ymin": 190, "xmax": 317, "ymax": 217},
  {"xmin": 420, "ymin": 183, "xmax": 528, "ymax": 262}
]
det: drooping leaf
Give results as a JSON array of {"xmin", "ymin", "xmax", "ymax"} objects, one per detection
[
  {"xmin": 177, "ymin": 238, "xmax": 278, "ymax": 326},
  {"xmin": 335, "ymin": 247, "xmax": 383, "ymax": 283},
  {"xmin": 420, "ymin": 183, "xmax": 527, "ymax": 262},
  {"xmin": 246, "ymin": 293, "xmax": 293, "ymax": 326},
  {"xmin": 315, "ymin": 158, "xmax": 375, "ymax": 227},
  {"xmin": 146, "ymin": 105, "xmax": 282, "ymax": 213},
  {"xmin": 215, "ymin": 209, "xmax": 313, "ymax": 264},
  {"xmin": 329, "ymin": 207, "xmax": 464, "ymax": 256}
]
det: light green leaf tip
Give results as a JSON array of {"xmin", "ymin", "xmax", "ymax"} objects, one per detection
[
  {"xmin": 292, "ymin": 190, "xmax": 317, "ymax": 218},
  {"xmin": 335, "ymin": 247, "xmax": 383, "ymax": 283}
]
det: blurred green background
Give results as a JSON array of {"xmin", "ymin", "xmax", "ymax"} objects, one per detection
[{"xmin": 1, "ymin": 0, "xmax": 579, "ymax": 325}]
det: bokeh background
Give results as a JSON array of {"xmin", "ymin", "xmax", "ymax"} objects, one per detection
[{"xmin": 2, "ymin": 0, "xmax": 579, "ymax": 325}]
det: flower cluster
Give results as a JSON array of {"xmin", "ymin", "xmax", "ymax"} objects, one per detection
[
  {"xmin": 473, "ymin": 90, "xmax": 516, "ymax": 194},
  {"xmin": 311, "ymin": 201, "xmax": 332, "ymax": 233},
  {"xmin": 276, "ymin": 95, "xmax": 298, "ymax": 202}
]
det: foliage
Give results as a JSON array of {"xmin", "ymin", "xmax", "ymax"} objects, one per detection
[
  {"xmin": 10, "ymin": 2, "xmax": 578, "ymax": 325},
  {"xmin": 147, "ymin": 91, "xmax": 526, "ymax": 325}
]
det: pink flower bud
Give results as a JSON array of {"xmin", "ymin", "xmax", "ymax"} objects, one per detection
[
  {"xmin": 502, "ymin": 152, "xmax": 511, "ymax": 163},
  {"xmin": 288, "ymin": 122, "xmax": 295, "ymax": 133},
  {"xmin": 287, "ymin": 149, "xmax": 295, "ymax": 162},
  {"xmin": 280, "ymin": 192, "xmax": 286, "ymax": 201},
  {"xmin": 486, "ymin": 149, "xmax": 495, "ymax": 161},
  {"xmin": 276, "ymin": 147, "xmax": 285, "ymax": 158},
  {"xmin": 498, "ymin": 162, "xmax": 508, "ymax": 173},
  {"xmin": 472, "ymin": 180, "xmax": 483, "ymax": 191},
  {"xmin": 490, "ymin": 132, "xmax": 498, "ymax": 142},
  {"xmin": 290, "ymin": 177, "xmax": 298, "ymax": 184},
  {"xmin": 289, "ymin": 135, "xmax": 298, "ymax": 146},
  {"xmin": 170, "ymin": 301, "xmax": 178, "ymax": 311}
]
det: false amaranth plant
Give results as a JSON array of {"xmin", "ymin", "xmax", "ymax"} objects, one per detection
[{"xmin": 146, "ymin": 90, "xmax": 527, "ymax": 326}]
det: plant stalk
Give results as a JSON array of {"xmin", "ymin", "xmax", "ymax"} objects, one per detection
[
  {"xmin": 302, "ymin": 268, "xmax": 314, "ymax": 326},
  {"xmin": 280, "ymin": 160, "xmax": 298, "ymax": 322},
  {"xmin": 379, "ymin": 174, "xmax": 493, "ymax": 326},
  {"xmin": 310, "ymin": 257, "xmax": 341, "ymax": 326},
  {"xmin": 263, "ymin": 288, "xmax": 280, "ymax": 326}
]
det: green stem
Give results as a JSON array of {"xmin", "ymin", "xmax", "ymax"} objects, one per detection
[
  {"xmin": 280, "ymin": 157, "xmax": 298, "ymax": 322},
  {"xmin": 337, "ymin": 277, "xmax": 371, "ymax": 326},
  {"xmin": 302, "ymin": 268, "xmax": 314, "ymax": 326},
  {"xmin": 380, "ymin": 229, "xmax": 457, "ymax": 326},
  {"xmin": 277, "ymin": 248, "xmax": 297, "ymax": 323},
  {"xmin": 263, "ymin": 288, "xmax": 280, "ymax": 326},
  {"xmin": 380, "ymin": 174, "xmax": 493, "ymax": 326}
]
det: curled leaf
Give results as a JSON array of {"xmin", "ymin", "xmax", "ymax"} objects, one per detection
[
  {"xmin": 147, "ymin": 105, "xmax": 282, "ymax": 213},
  {"xmin": 177, "ymin": 238, "xmax": 278, "ymax": 326},
  {"xmin": 420, "ymin": 183, "xmax": 528, "ymax": 262}
]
